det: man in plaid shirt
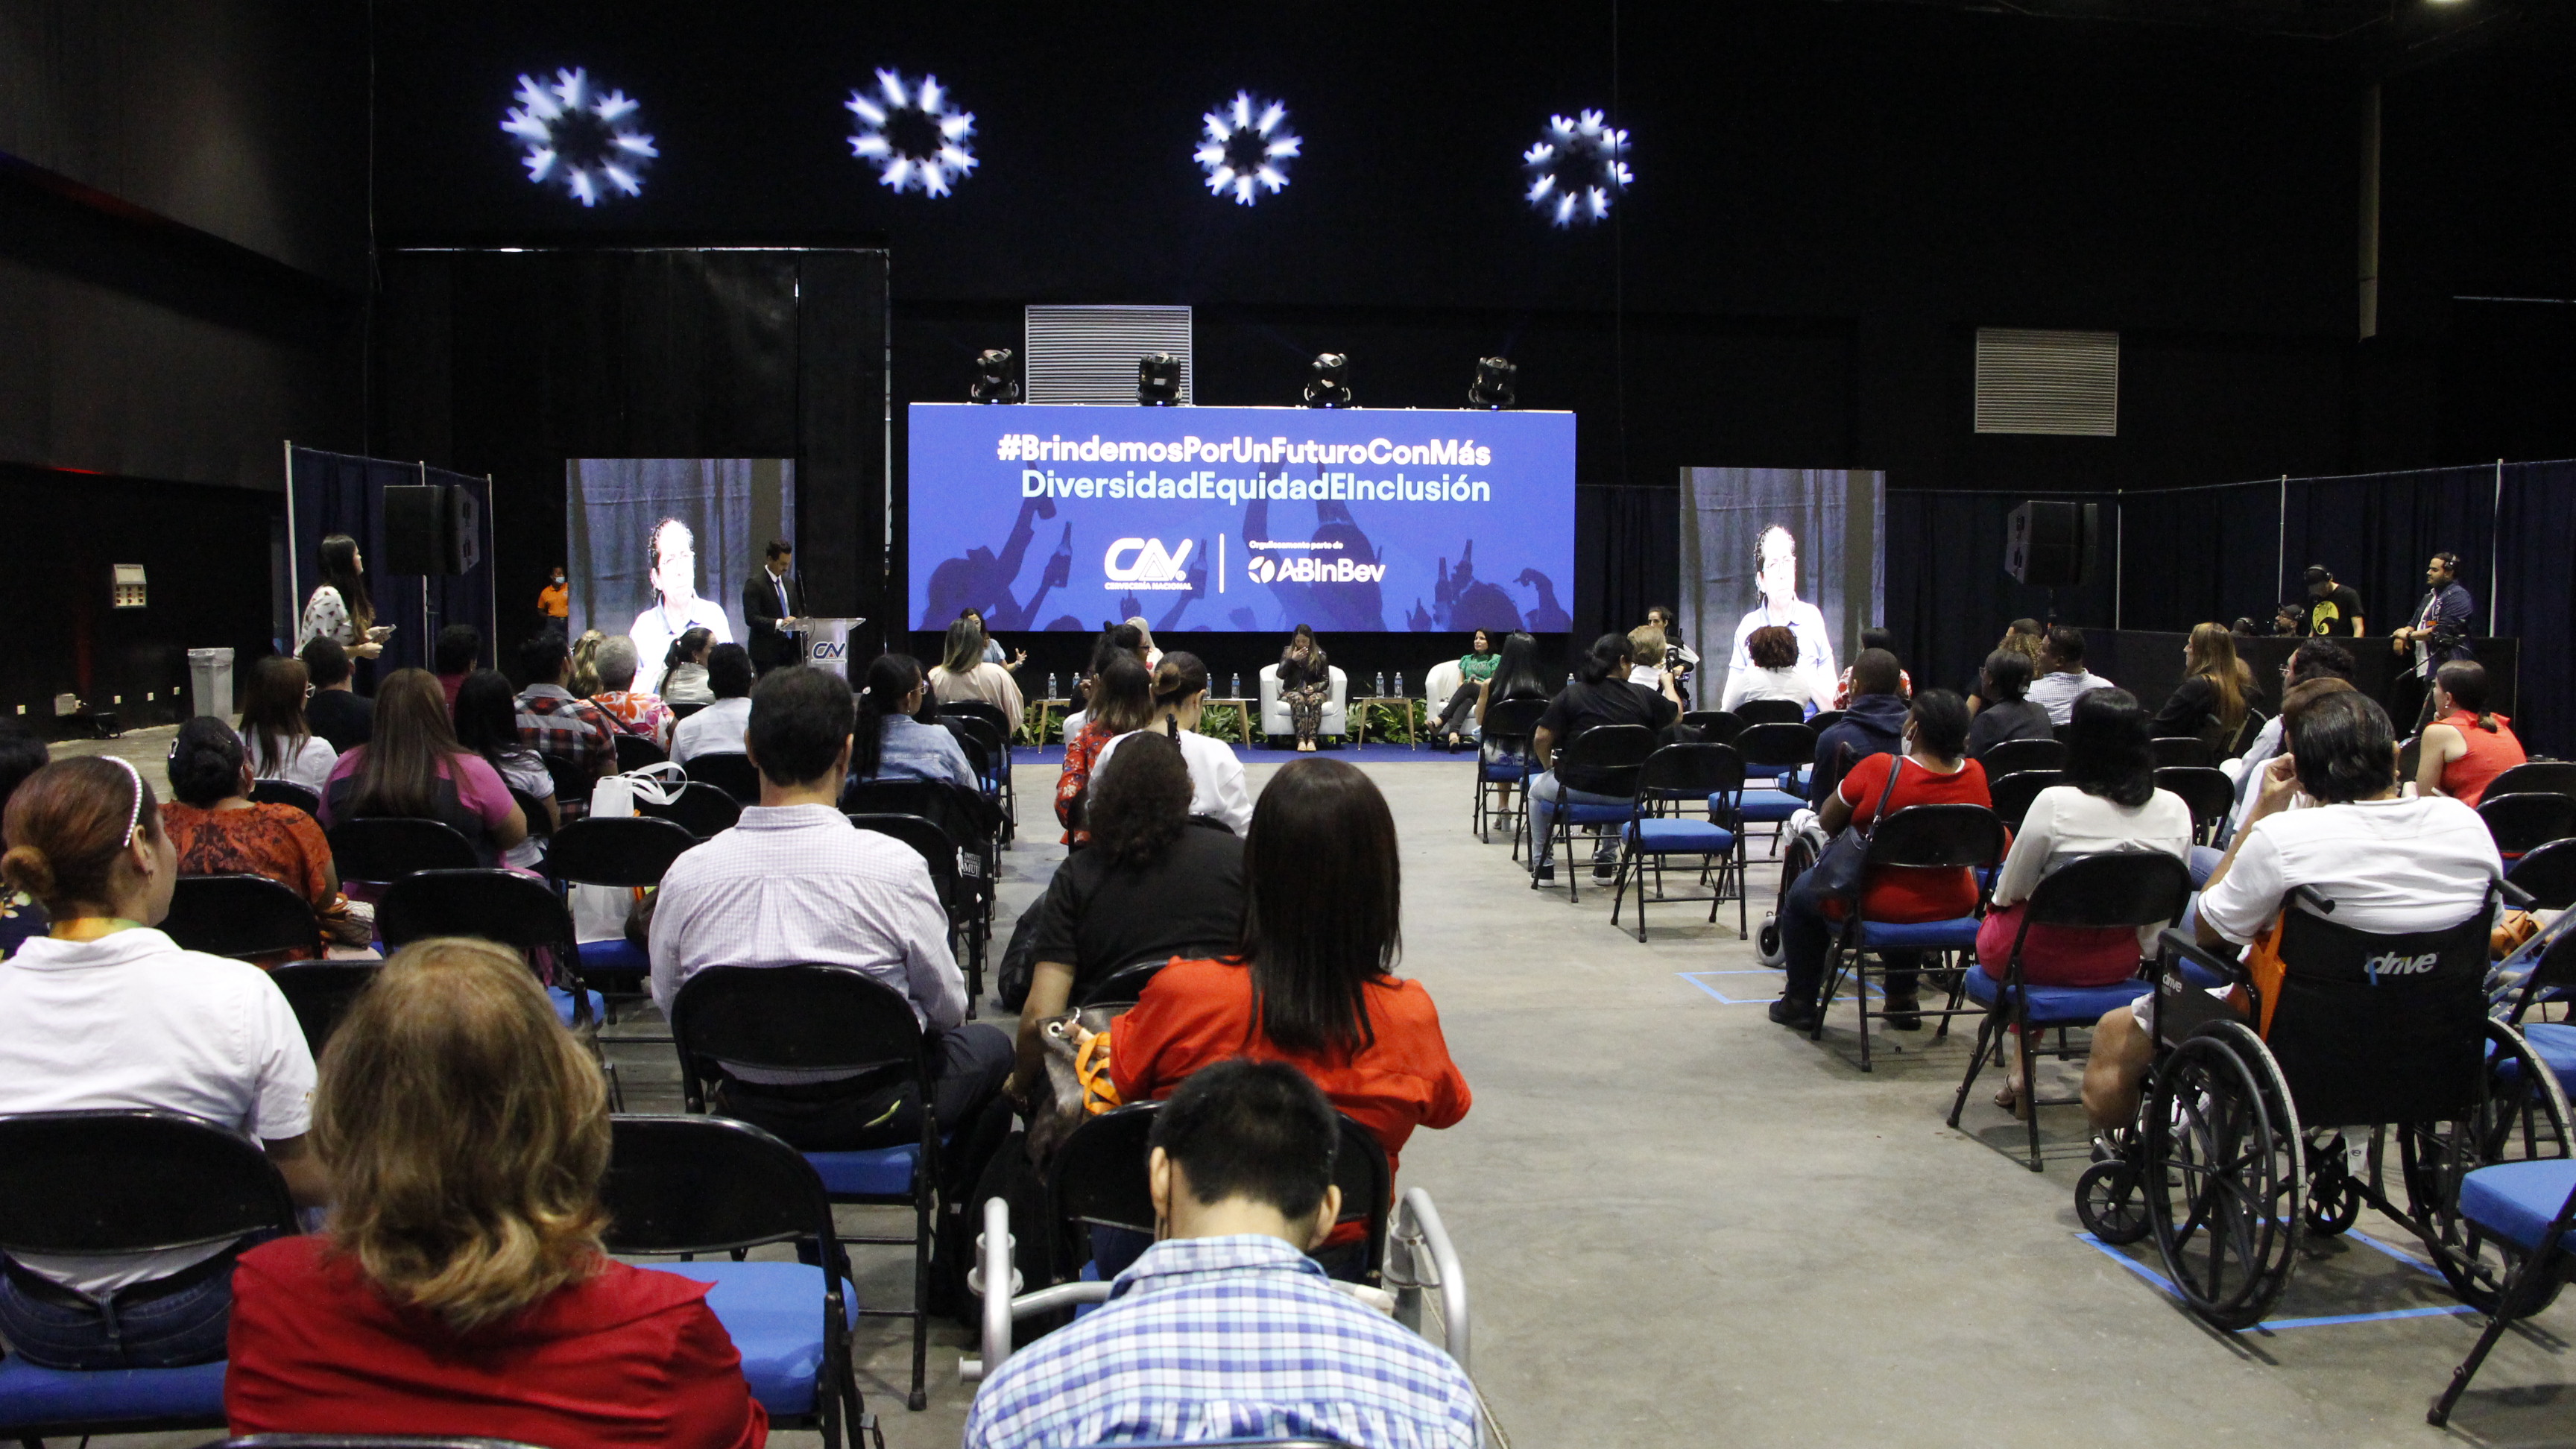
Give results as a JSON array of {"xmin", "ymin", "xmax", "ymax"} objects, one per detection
[
  {"xmin": 589, "ymin": 635, "xmax": 675, "ymax": 750},
  {"xmin": 514, "ymin": 628, "xmax": 616, "ymax": 818},
  {"xmin": 965, "ymin": 1061, "xmax": 1478, "ymax": 1449}
]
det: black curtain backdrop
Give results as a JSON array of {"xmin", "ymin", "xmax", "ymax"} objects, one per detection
[
  {"xmin": 375, "ymin": 248, "xmax": 889, "ymax": 666},
  {"xmin": 1886, "ymin": 461, "xmax": 2575, "ymax": 757},
  {"xmin": 286, "ymin": 446, "xmax": 496, "ymax": 678}
]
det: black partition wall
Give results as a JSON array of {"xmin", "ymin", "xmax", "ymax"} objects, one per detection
[{"xmin": 374, "ymin": 248, "xmax": 891, "ymax": 664}]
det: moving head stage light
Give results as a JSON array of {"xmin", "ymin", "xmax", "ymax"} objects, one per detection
[
  {"xmin": 1469, "ymin": 356, "xmax": 1518, "ymax": 409},
  {"xmin": 1137, "ymin": 353, "xmax": 1183, "ymax": 406},
  {"xmin": 971, "ymin": 348, "xmax": 1020, "ymax": 404},
  {"xmin": 1303, "ymin": 353, "xmax": 1353, "ymax": 408}
]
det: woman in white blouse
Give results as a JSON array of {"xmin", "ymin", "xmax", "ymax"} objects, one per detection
[
  {"xmin": 1093, "ymin": 651, "xmax": 1253, "ymax": 835},
  {"xmin": 297, "ymin": 534, "xmax": 390, "ymax": 662},
  {"xmin": 1721, "ymin": 625, "xmax": 1828, "ymax": 713},
  {"xmin": 236, "ymin": 656, "xmax": 338, "ymax": 793}
]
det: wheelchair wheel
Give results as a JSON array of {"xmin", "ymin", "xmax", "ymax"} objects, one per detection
[
  {"xmin": 2144, "ymin": 1021, "xmax": 2303, "ymax": 1330},
  {"xmin": 2078, "ymin": 1158, "xmax": 2153, "ymax": 1246},
  {"xmin": 2302, "ymin": 1145, "xmax": 2362, "ymax": 1237},
  {"xmin": 2397, "ymin": 1020, "xmax": 2575, "ymax": 1318}
]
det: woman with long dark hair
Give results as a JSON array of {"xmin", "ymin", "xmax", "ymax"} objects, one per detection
[
  {"xmin": 1107, "ymin": 756, "xmax": 1470, "ymax": 1276},
  {"xmin": 660, "ymin": 627, "xmax": 716, "ymax": 707},
  {"xmin": 1006, "ymin": 732, "xmax": 1247, "ymax": 1097},
  {"xmin": 2415, "ymin": 659, "xmax": 2525, "ymax": 806},
  {"xmin": 847, "ymin": 653, "xmax": 978, "ymax": 792},
  {"xmin": 1963, "ymin": 651, "xmax": 2053, "ymax": 758},
  {"xmin": 162, "ymin": 717, "xmax": 366, "ymax": 959},
  {"xmin": 452, "ymin": 669, "xmax": 558, "ymax": 871},
  {"xmin": 1525, "ymin": 632, "xmax": 1679, "ymax": 883},
  {"xmin": 298, "ymin": 534, "xmax": 388, "ymax": 664},
  {"xmin": 237, "ymin": 654, "xmax": 338, "ymax": 792},
  {"xmin": 1053, "ymin": 654, "xmax": 1156, "ymax": 847},
  {"xmin": 1975, "ymin": 688, "xmax": 2191, "ymax": 1114},
  {"xmin": 1277, "ymin": 625, "xmax": 1333, "ymax": 752},
  {"xmin": 1430, "ymin": 628, "xmax": 1500, "ymax": 750},
  {"xmin": 1090, "ymin": 652, "xmax": 1253, "ymax": 835},
  {"xmin": 319, "ymin": 669, "xmax": 527, "ymax": 868}
]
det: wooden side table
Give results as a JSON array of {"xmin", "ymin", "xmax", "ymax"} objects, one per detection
[
  {"xmin": 1026, "ymin": 698, "xmax": 1073, "ymax": 745},
  {"xmin": 1349, "ymin": 696, "xmax": 1421, "ymax": 748},
  {"xmin": 1202, "ymin": 698, "xmax": 1259, "ymax": 745}
]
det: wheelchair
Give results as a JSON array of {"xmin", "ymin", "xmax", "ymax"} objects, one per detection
[{"xmin": 2075, "ymin": 883, "xmax": 2571, "ymax": 1330}]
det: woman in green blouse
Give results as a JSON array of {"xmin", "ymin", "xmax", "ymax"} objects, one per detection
[{"xmin": 1433, "ymin": 628, "xmax": 1501, "ymax": 749}]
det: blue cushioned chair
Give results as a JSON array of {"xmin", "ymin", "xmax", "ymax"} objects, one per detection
[
  {"xmin": 1813, "ymin": 804, "xmax": 2009, "ymax": 1072},
  {"xmin": 1945, "ymin": 853, "xmax": 2195, "ymax": 1171},
  {"xmin": 2432, "ymin": 1158, "xmax": 2576, "ymax": 1425},
  {"xmin": 1612, "ymin": 743, "xmax": 1747, "ymax": 941},
  {"xmin": 0, "ymin": 1111, "xmax": 299, "ymax": 1444},
  {"xmin": 1728, "ymin": 722, "xmax": 1816, "ymax": 856},
  {"xmin": 545, "ymin": 815, "xmax": 698, "ymax": 1032},
  {"xmin": 599, "ymin": 1115, "xmax": 870, "ymax": 1444},
  {"xmin": 1528, "ymin": 724, "xmax": 1656, "ymax": 903},
  {"xmin": 669, "ymin": 964, "xmax": 940, "ymax": 1411},
  {"xmin": 2493, "ymin": 906, "xmax": 2576, "ymax": 1103},
  {"xmin": 1474, "ymin": 698, "xmax": 1547, "ymax": 850}
]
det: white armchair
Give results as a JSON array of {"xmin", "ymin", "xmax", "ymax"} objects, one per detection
[
  {"xmin": 1259, "ymin": 663, "xmax": 1348, "ymax": 741},
  {"xmin": 1422, "ymin": 659, "xmax": 1465, "ymax": 736}
]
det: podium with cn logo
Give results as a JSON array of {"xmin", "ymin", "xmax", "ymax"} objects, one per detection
[{"xmin": 800, "ymin": 617, "xmax": 865, "ymax": 681}]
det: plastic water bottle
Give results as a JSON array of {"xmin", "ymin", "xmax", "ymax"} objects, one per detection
[
  {"xmin": 1047, "ymin": 672, "xmax": 1059, "ymax": 699},
  {"xmin": 1231, "ymin": 672, "xmax": 1242, "ymax": 698},
  {"xmin": 1395, "ymin": 671, "xmax": 1405, "ymax": 698},
  {"xmin": 1376, "ymin": 671, "xmax": 1387, "ymax": 696}
]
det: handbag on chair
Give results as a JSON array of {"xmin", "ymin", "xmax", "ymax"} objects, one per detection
[{"xmin": 1802, "ymin": 749, "xmax": 1904, "ymax": 901}]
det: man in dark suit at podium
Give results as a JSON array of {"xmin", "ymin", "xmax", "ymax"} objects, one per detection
[{"xmin": 743, "ymin": 538, "xmax": 805, "ymax": 674}]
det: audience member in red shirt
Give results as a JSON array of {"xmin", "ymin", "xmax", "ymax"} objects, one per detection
[
  {"xmin": 225, "ymin": 938, "xmax": 765, "ymax": 1449},
  {"xmin": 1108, "ymin": 757, "xmax": 1471, "ymax": 1269},
  {"xmin": 1055, "ymin": 652, "xmax": 1155, "ymax": 847},
  {"xmin": 2414, "ymin": 660, "xmax": 2525, "ymax": 809},
  {"xmin": 1770, "ymin": 689, "xmax": 1993, "ymax": 1034}
]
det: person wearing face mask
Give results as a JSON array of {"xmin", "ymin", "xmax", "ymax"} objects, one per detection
[{"xmin": 537, "ymin": 566, "xmax": 570, "ymax": 631}]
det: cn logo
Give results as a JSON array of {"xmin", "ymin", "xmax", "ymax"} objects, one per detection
[
  {"xmin": 1104, "ymin": 537, "xmax": 1194, "ymax": 583},
  {"xmin": 2365, "ymin": 950, "xmax": 2440, "ymax": 979}
]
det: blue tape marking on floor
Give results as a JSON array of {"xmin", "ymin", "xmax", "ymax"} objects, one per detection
[
  {"xmin": 2077, "ymin": 1234, "xmax": 2474, "ymax": 1330},
  {"xmin": 2343, "ymin": 1226, "xmax": 2446, "ymax": 1281},
  {"xmin": 1678, "ymin": 973, "xmax": 1741, "ymax": 1004}
]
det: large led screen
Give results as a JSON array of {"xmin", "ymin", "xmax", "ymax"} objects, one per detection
[{"xmin": 908, "ymin": 403, "xmax": 1576, "ymax": 634}]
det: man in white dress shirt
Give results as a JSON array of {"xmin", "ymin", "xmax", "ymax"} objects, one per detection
[
  {"xmin": 628, "ymin": 517, "xmax": 734, "ymax": 695},
  {"xmin": 1723, "ymin": 525, "xmax": 1837, "ymax": 711},
  {"xmin": 2024, "ymin": 625, "xmax": 2118, "ymax": 726},
  {"xmin": 648, "ymin": 666, "xmax": 1011, "ymax": 1149}
]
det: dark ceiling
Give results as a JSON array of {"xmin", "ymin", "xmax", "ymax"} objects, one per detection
[{"xmin": 1831, "ymin": 0, "xmax": 2554, "ymax": 57}]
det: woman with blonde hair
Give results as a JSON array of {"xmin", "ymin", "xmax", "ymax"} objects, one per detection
[
  {"xmin": 929, "ymin": 615, "xmax": 1026, "ymax": 721},
  {"xmin": 2147, "ymin": 622, "xmax": 2250, "ymax": 750},
  {"xmin": 224, "ymin": 937, "xmax": 767, "ymax": 1448},
  {"xmin": 568, "ymin": 628, "xmax": 608, "ymax": 698}
]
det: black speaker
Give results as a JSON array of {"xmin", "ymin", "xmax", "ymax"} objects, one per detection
[
  {"xmin": 379, "ymin": 485, "xmax": 447, "ymax": 575},
  {"xmin": 444, "ymin": 485, "xmax": 482, "ymax": 574},
  {"xmin": 2006, "ymin": 500, "xmax": 2098, "ymax": 587}
]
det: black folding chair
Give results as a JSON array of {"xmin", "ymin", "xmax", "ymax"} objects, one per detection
[
  {"xmin": 1733, "ymin": 722, "xmax": 1819, "ymax": 855},
  {"xmin": 376, "ymin": 868, "xmax": 590, "ymax": 1026},
  {"xmin": 1946, "ymin": 852, "xmax": 2194, "ymax": 1171},
  {"xmin": 246, "ymin": 779, "xmax": 321, "ymax": 818},
  {"xmin": 160, "ymin": 874, "xmax": 318, "ymax": 961},
  {"xmin": 2490, "ymin": 762, "xmax": 2576, "ymax": 801},
  {"xmin": 546, "ymin": 815, "xmax": 699, "ymax": 1026},
  {"xmin": 848, "ymin": 812, "xmax": 985, "ymax": 1008},
  {"xmin": 684, "ymin": 752, "xmax": 763, "ymax": 806},
  {"xmin": 2148, "ymin": 736, "xmax": 2214, "ymax": 768},
  {"xmin": 2510, "ymin": 838, "xmax": 2576, "ymax": 912},
  {"xmin": 541, "ymin": 756, "xmax": 601, "ymax": 818},
  {"xmin": 667, "ymin": 965, "xmax": 940, "ymax": 1411},
  {"xmin": 1977, "ymin": 737, "xmax": 2065, "ymax": 777},
  {"xmin": 613, "ymin": 731, "xmax": 669, "ymax": 773},
  {"xmin": 842, "ymin": 778, "xmax": 1000, "ymax": 928},
  {"xmin": 200, "ymin": 1437, "xmax": 555, "ymax": 1449},
  {"xmin": 1814, "ymin": 804, "xmax": 2010, "ymax": 1071},
  {"xmin": 2481, "ymin": 792, "xmax": 2576, "ymax": 859},
  {"xmin": 506, "ymin": 788, "xmax": 555, "ymax": 856},
  {"xmin": 325, "ymin": 817, "xmax": 479, "ymax": 886},
  {"xmin": 1474, "ymin": 697, "xmax": 1547, "ymax": 848},
  {"xmin": 1805, "ymin": 709, "xmax": 1847, "ymax": 735},
  {"xmin": 1681, "ymin": 709, "xmax": 1743, "ymax": 745},
  {"xmin": 1986, "ymin": 771, "xmax": 2065, "ymax": 835},
  {"xmin": 1528, "ymin": 723, "xmax": 1655, "ymax": 903},
  {"xmin": 1045, "ymin": 1102, "xmax": 1394, "ymax": 1288},
  {"xmin": 0, "ymin": 1111, "xmax": 299, "ymax": 1443},
  {"xmin": 1073, "ymin": 956, "xmax": 1178, "ymax": 1011},
  {"xmin": 1611, "ymin": 743, "xmax": 1749, "ymax": 941},
  {"xmin": 638, "ymin": 780, "xmax": 743, "ymax": 839},
  {"xmin": 669, "ymin": 700, "xmax": 708, "ymax": 722},
  {"xmin": 598, "ymin": 1115, "xmax": 874, "ymax": 1443},
  {"xmin": 1734, "ymin": 698, "xmax": 1807, "ymax": 727},
  {"xmin": 939, "ymin": 710, "xmax": 1013, "ymax": 815},
  {"xmin": 268, "ymin": 962, "xmax": 383, "ymax": 1055},
  {"xmin": 2153, "ymin": 766, "xmax": 2237, "ymax": 847}
]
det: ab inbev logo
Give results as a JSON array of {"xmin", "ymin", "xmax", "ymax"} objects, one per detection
[
  {"xmin": 1247, "ymin": 554, "xmax": 1386, "ymax": 585},
  {"xmin": 1104, "ymin": 537, "xmax": 1194, "ymax": 591}
]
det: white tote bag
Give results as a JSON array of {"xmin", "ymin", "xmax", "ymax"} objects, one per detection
[{"xmin": 572, "ymin": 762, "xmax": 690, "ymax": 942}]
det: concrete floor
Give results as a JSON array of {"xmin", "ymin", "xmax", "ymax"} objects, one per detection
[{"xmin": 46, "ymin": 732, "xmax": 2576, "ymax": 1447}]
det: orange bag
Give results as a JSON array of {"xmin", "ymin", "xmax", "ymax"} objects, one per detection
[
  {"xmin": 2226, "ymin": 914, "xmax": 2289, "ymax": 1040},
  {"xmin": 1075, "ymin": 1024, "xmax": 1122, "ymax": 1115}
]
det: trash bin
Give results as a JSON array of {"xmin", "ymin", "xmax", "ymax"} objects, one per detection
[{"xmin": 186, "ymin": 648, "xmax": 236, "ymax": 720}]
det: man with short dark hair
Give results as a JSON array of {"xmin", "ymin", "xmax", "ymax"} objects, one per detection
[
  {"xmin": 2024, "ymin": 625, "xmax": 2115, "ymax": 725},
  {"xmin": 433, "ymin": 624, "xmax": 483, "ymax": 713},
  {"xmin": 670, "ymin": 643, "xmax": 757, "ymax": 765},
  {"xmin": 742, "ymin": 539, "xmax": 806, "ymax": 674},
  {"xmin": 1829, "ymin": 627, "xmax": 1912, "ymax": 710},
  {"xmin": 2393, "ymin": 550, "xmax": 2477, "ymax": 731},
  {"xmin": 964, "ymin": 1059, "xmax": 1478, "ymax": 1449},
  {"xmin": 648, "ymin": 666, "xmax": 1009, "ymax": 1151},
  {"xmin": 513, "ymin": 628, "xmax": 616, "ymax": 815},
  {"xmin": 1809, "ymin": 647, "xmax": 1908, "ymax": 809},
  {"xmin": 2220, "ymin": 636, "xmax": 2355, "ymax": 844},
  {"xmin": 2302, "ymin": 565, "xmax": 2364, "ymax": 637},
  {"xmin": 297, "ymin": 637, "xmax": 372, "ymax": 751}
]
